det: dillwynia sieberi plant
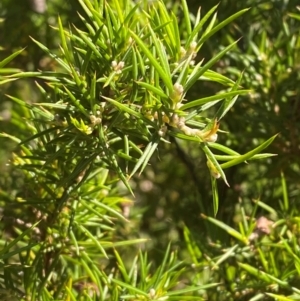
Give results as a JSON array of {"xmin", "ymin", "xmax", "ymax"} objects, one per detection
[
  {"xmin": 3, "ymin": 0, "xmax": 265, "ymax": 216},
  {"xmin": 0, "ymin": 0, "xmax": 280, "ymax": 300},
  {"xmin": 6, "ymin": 0, "xmax": 276, "ymax": 215}
]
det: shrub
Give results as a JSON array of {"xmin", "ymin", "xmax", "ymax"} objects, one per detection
[{"xmin": 2, "ymin": 1, "xmax": 297, "ymax": 300}]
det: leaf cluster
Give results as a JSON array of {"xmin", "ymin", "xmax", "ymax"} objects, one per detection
[{"xmin": 0, "ymin": 0, "xmax": 289, "ymax": 300}]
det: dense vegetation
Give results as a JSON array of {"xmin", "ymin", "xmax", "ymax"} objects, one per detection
[{"xmin": 0, "ymin": 0, "xmax": 300, "ymax": 300}]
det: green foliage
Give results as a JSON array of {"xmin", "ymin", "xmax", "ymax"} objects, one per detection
[
  {"xmin": 184, "ymin": 173, "xmax": 300, "ymax": 300},
  {"xmin": 0, "ymin": 0, "xmax": 299, "ymax": 300},
  {"xmin": 4, "ymin": 0, "xmax": 272, "ymax": 205}
]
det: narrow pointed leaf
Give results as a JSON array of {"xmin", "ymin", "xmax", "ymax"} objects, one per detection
[
  {"xmin": 129, "ymin": 137, "xmax": 160, "ymax": 178},
  {"xmin": 201, "ymin": 143, "xmax": 229, "ymax": 186},
  {"xmin": 186, "ymin": 4, "xmax": 219, "ymax": 46},
  {"xmin": 211, "ymin": 176, "xmax": 219, "ymax": 216},
  {"xmin": 184, "ymin": 40, "xmax": 240, "ymax": 92},
  {"xmin": 0, "ymin": 48, "xmax": 25, "ymax": 68},
  {"xmin": 220, "ymin": 134, "xmax": 278, "ymax": 169},
  {"xmin": 201, "ymin": 214, "xmax": 248, "ymax": 244},
  {"xmin": 197, "ymin": 8, "xmax": 250, "ymax": 47},
  {"xmin": 130, "ymin": 30, "xmax": 173, "ymax": 91},
  {"xmin": 181, "ymin": 89, "xmax": 249, "ymax": 110}
]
